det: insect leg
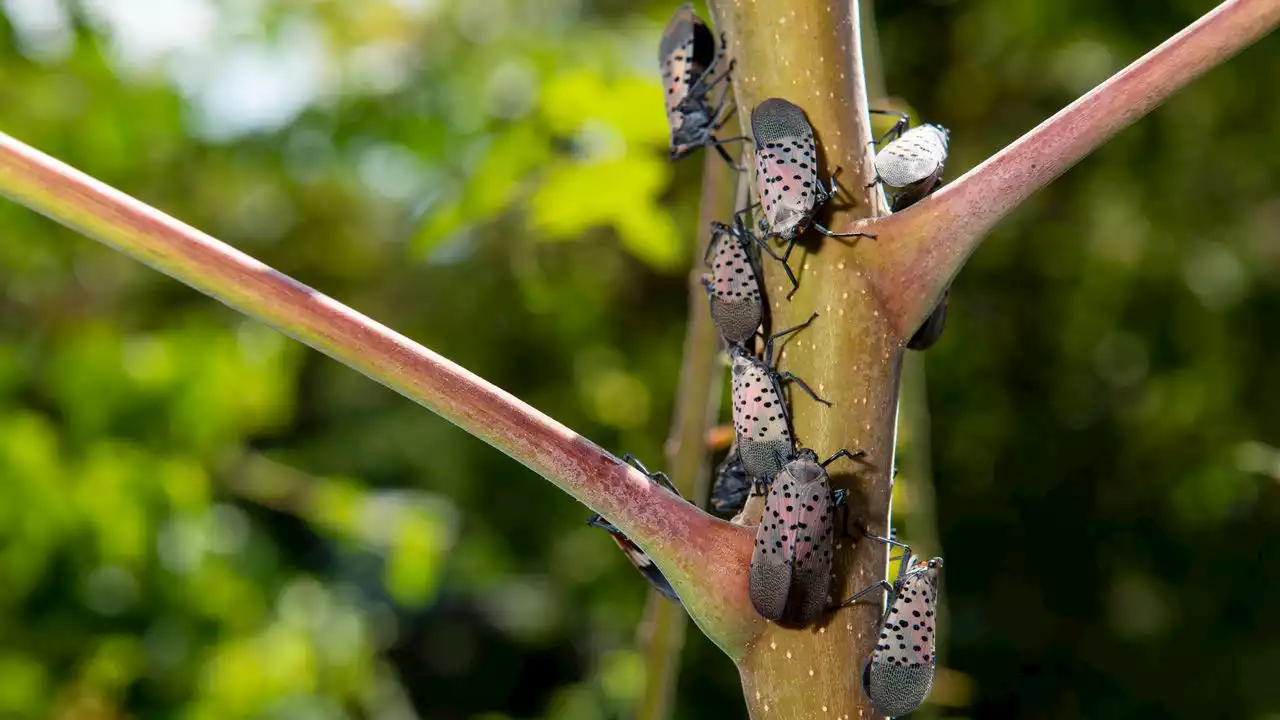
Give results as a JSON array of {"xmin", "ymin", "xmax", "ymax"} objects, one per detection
[
  {"xmin": 706, "ymin": 63, "xmax": 737, "ymax": 101},
  {"xmin": 833, "ymin": 580, "xmax": 894, "ymax": 610},
  {"xmin": 709, "ymin": 79, "xmax": 737, "ymax": 129},
  {"xmin": 706, "ymin": 135, "xmax": 750, "ymax": 146},
  {"xmin": 831, "ymin": 490, "xmax": 859, "ymax": 540},
  {"xmin": 776, "ymin": 371, "xmax": 832, "ymax": 407},
  {"xmin": 819, "ymin": 448, "xmax": 867, "ymax": 467},
  {"xmin": 702, "ymin": 132, "xmax": 750, "ymax": 171},
  {"xmin": 734, "ymin": 203, "xmax": 762, "ymax": 231},
  {"xmin": 815, "ymin": 168, "xmax": 856, "ymax": 215},
  {"xmin": 622, "ymin": 453, "xmax": 679, "ymax": 494},
  {"xmin": 825, "ymin": 166, "xmax": 845, "ymax": 197},
  {"xmin": 711, "ymin": 101, "xmax": 737, "ymax": 131},
  {"xmin": 587, "ymin": 514, "xmax": 619, "ymax": 533},
  {"xmin": 689, "ymin": 43, "xmax": 733, "ymax": 97},
  {"xmin": 863, "ymin": 533, "xmax": 916, "ymax": 586},
  {"xmin": 691, "ymin": 34, "xmax": 732, "ymax": 93},
  {"xmin": 710, "ymin": 141, "xmax": 746, "ymax": 171},
  {"xmin": 863, "ymin": 532, "xmax": 913, "ymax": 559},
  {"xmin": 621, "ymin": 452, "xmax": 654, "ymax": 476},
  {"xmin": 761, "ymin": 312, "xmax": 819, "ymax": 364},
  {"xmin": 747, "ymin": 232, "xmax": 799, "ymax": 298},
  {"xmin": 812, "ymin": 222, "xmax": 877, "ymax": 240},
  {"xmin": 779, "ymin": 260, "xmax": 801, "ymax": 300},
  {"xmin": 777, "ymin": 236, "xmax": 797, "ymax": 265},
  {"xmin": 868, "ymin": 109, "xmax": 910, "ymax": 145}
]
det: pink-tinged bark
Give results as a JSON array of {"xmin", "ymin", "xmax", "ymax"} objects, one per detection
[
  {"xmin": 863, "ymin": 0, "xmax": 1280, "ymax": 339},
  {"xmin": 0, "ymin": 130, "xmax": 760, "ymax": 653}
]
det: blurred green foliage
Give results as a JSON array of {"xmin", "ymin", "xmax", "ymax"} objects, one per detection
[{"xmin": 0, "ymin": 0, "xmax": 1277, "ymax": 718}]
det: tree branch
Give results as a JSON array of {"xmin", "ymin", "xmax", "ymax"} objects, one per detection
[
  {"xmin": 0, "ymin": 130, "xmax": 760, "ymax": 652},
  {"xmin": 863, "ymin": 0, "xmax": 1280, "ymax": 338}
]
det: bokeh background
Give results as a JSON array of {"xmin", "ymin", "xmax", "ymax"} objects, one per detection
[{"xmin": 2, "ymin": 0, "xmax": 1279, "ymax": 718}]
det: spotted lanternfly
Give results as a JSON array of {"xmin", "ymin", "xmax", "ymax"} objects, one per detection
[
  {"xmin": 587, "ymin": 454, "xmax": 682, "ymax": 603},
  {"xmin": 749, "ymin": 98, "xmax": 875, "ymax": 250},
  {"xmin": 750, "ymin": 447, "xmax": 863, "ymax": 626},
  {"xmin": 710, "ymin": 444, "xmax": 756, "ymax": 518},
  {"xmin": 873, "ymin": 122, "xmax": 950, "ymax": 212},
  {"xmin": 730, "ymin": 313, "xmax": 830, "ymax": 479},
  {"xmin": 702, "ymin": 217, "xmax": 800, "ymax": 342},
  {"xmin": 660, "ymin": 4, "xmax": 745, "ymax": 166},
  {"xmin": 702, "ymin": 220, "xmax": 765, "ymax": 346},
  {"xmin": 870, "ymin": 113, "xmax": 952, "ymax": 352},
  {"xmin": 838, "ymin": 535, "xmax": 944, "ymax": 717}
]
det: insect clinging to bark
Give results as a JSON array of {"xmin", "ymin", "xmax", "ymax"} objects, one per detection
[
  {"xmin": 837, "ymin": 534, "xmax": 944, "ymax": 717},
  {"xmin": 749, "ymin": 97, "xmax": 877, "ymax": 239},
  {"xmin": 729, "ymin": 313, "xmax": 830, "ymax": 480},
  {"xmin": 870, "ymin": 111, "xmax": 953, "ymax": 351},
  {"xmin": 872, "ymin": 120, "xmax": 949, "ymax": 210},
  {"xmin": 587, "ymin": 454, "xmax": 682, "ymax": 603},
  {"xmin": 703, "ymin": 214, "xmax": 802, "ymax": 345},
  {"xmin": 709, "ymin": 444, "xmax": 756, "ymax": 518},
  {"xmin": 660, "ymin": 4, "xmax": 745, "ymax": 167},
  {"xmin": 749, "ymin": 447, "xmax": 864, "ymax": 626}
]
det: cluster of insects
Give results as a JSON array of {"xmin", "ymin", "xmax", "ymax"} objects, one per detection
[{"xmin": 586, "ymin": 5, "xmax": 952, "ymax": 716}]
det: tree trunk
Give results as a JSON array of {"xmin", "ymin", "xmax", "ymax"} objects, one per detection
[{"xmin": 708, "ymin": 2, "xmax": 900, "ymax": 717}]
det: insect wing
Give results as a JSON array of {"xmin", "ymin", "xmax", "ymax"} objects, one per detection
[
  {"xmin": 659, "ymin": 4, "xmax": 715, "ymax": 130},
  {"xmin": 730, "ymin": 353, "xmax": 794, "ymax": 478},
  {"xmin": 710, "ymin": 446, "xmax": 755, "ymax": 517},
  {"xmin": 882, "ymin": 124, "xmax": 950, "ymax": 350},
  {"xmin": 614, "ymin": 533, "xmax": 681, "ymax": 603},
  {"xmin": 750, "ymin": 471, "xmax": 794, "ymax": 620},
  {"xmin": 707, "ymin": 225, "xmax": 764, "ymax": 344},
  {"xmin": 751, "ymin": 98, "xmax": 820, "ymax": 238},
  {"xmin": 874, "ymin": 124, "xmax": 949, "ymax": 189},
  {"xmin": 781, "ymin": 458, "xmax": 836, "ymax": 625},
  {"xmin": 863, "ymin": 557, "xmax": 943, "ymax": 716},
  {"xmin": 591, "ymin": 515, "xmax": 681, "ymax": 603}
]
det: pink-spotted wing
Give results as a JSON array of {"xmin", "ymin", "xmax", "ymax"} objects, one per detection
[
  {"xmin": 783, "ymin": 456, "xmax": 838, "ymax": 625},
  {"xmin": 863, "ymin": 557, "xmax": 944, "ymax": 716},
  {"xmin": 705, "ymin": 223, "xmax": 763, "ymax": 345},
  {"xmin": 749, "ymin": 472, "xmax": 792, "ymax": 621},
  {"xmin": 659, "ymin": 4, "xmax": 715, "ymax": 136},
  {"xmin": 751, "ymin": 98, "xmax": 821, "ymax": 240},
  {"xmin": 750, "ymin": 451, "xmax": 837, "ymax": 625},
  {"xmin": 730, "ymin": 352, "xmax": 794, "ymax": 479}
]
